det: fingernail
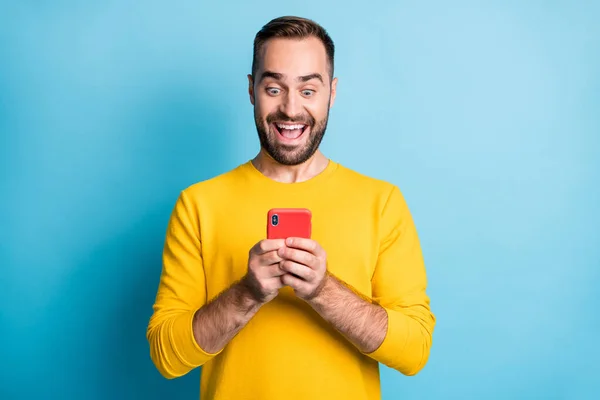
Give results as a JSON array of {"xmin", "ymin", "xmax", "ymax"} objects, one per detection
[{"xmin": 286, "ymin": 238, "xmax": 293, "ymax": 245}]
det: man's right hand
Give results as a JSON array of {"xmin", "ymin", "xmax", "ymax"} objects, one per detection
[
  {"xmin": 187, "ymin": 238, "xmax": 287, "ymax": 355},
  {"xmin": 241, "ymin": 239, "xmax": 287, "ymax": 303}
]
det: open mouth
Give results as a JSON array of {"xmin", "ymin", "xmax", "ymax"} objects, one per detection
[{"xmin": 272, "ymin": 122, "xmax": 309, "ymax": 141}]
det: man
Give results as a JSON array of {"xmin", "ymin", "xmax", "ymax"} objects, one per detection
[{"xmin": 147, "ymin": 16, "xmax": 435, "ymax": 400}]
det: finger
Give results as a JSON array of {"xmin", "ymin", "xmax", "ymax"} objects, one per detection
[
  {"xmin": 279, "ymin": 247, "xmax": 316, "ymax": 269},
  {"xmin": 259, "ymin": 250, "xmax": 283, "ymax": 265},
  {"xmin": 280, "ymin": 260, "xmax": 315, "ymax": 282},
  {"xmin": 253, "ymin": 239, "xmax": 286, "ymax": 255},
  {"xmin": 261, "ymin": 263, "xmax": 286, "ymax": 278},
  {"xmin": 284, "ymin": 237, "xmax": 324, "ymax": 257},
  {"xmin": 281, "ymin": 273, "xmax": 311, "ymax": 292},
  {"xmin": 264, "ymin": 276, "xmax": 286, "ymax": 290}
]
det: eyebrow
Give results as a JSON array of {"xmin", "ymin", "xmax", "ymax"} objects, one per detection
[
  {"xmin": 298, "ymin": 73, "xmax": 323, "ymax": 83},
  {"xmin": 259, "ymin": 71, "xmax": 324, "ymax": 84},
  {"xmin": 259, "ymin": 71, "xmax": 284, "ymax": 82}
]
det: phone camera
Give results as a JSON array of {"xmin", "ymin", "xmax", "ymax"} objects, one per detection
[{"xmin": 271, "ymin": 214, "xmax": 279, "ymax": 226}]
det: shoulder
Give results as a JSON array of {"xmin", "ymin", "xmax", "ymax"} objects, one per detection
[
  {"xmin": 178, "ymin": 162, "xmax": 248, "ymax": 202},
  {"xmin": 334, "ymin": 164, "xmax": 418, "ymax": 236},
  {"xmin": 332, "ymin": 162, "xmax": 414, "ymax": 220},
  {"xmin": 334, "ymin": 162, "xmax": 401, "ymax": 200}
]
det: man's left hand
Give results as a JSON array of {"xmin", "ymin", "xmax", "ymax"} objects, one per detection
[{"xmin": 278, "ymin": 237, "xmax": 328, "ymax": 300}]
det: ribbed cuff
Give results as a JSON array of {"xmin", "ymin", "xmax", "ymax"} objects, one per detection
[
  {"xmin": 171, "ymin": 310, "xmax": 223, "ymax": 367},
  {"xmin": 362, "ymin": 307, "xmax": 407, "ymax": 366}
]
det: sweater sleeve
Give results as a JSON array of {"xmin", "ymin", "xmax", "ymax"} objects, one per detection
[
  {"xmin": 146, "ymin": 190, "xmax": 222, "ymax": 379},
  {"xmin": 363, "ymin": 185, "xmax": 436, "ymax": 376}
]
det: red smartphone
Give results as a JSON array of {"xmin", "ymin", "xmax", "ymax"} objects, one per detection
[{"xmin": 267, "ymin": 208, "xmax": 312, "ymax": 239}]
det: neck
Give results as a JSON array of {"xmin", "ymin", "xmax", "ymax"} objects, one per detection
[{"xmin": 251, "ymin": 149, "xmax": 330, "ymax": 183}]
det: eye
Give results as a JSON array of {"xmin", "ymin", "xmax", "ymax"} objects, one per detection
[
  {"xmin": 301, "ymin": 89, "xmax": 315, "ymax": 97},
  {"xmin": 266, "ymin": 87, "xmax": 281, "ymax": 96}
]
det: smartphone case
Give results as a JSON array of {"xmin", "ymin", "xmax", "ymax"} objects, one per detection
[{"xmin": 267, "ymin": 208, "xmax": 312, "ymax": 239}]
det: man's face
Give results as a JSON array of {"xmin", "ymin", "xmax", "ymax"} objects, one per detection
[{"xmin": 249, "ymin": 37, "xmax": 337, "ymax": 166}]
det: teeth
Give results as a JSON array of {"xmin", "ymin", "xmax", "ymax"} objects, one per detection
[{"xmin": 276, "ymin": 123, "xmax": 305, "ymax": 130}]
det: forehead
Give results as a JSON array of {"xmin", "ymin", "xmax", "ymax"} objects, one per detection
[{"xmin": 258, "ymin": 37, "xmax": 329, "ymax": 82}]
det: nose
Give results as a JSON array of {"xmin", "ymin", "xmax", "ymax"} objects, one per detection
[{"xmin": 280, "ymin": 90, "xmax": 302, "ymax": 119}]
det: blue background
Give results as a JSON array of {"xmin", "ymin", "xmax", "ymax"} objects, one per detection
[{"xmin": 2, "ymin": 1, "xmax": 598, "ymax": 399}]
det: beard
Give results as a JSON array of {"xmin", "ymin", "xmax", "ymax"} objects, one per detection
[{"xmin": 254, "ymin": 104, "xmax": 330, "ymax": 166}]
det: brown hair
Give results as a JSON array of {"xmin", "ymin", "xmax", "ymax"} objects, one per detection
[{"xmin": 252, "ymin": 16, "xmax": 335, "ymax": 82}]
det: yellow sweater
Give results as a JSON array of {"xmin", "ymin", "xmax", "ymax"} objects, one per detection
[{"xmin": 146, "ymin": 159, "xmax": 435, "ymax": 400}]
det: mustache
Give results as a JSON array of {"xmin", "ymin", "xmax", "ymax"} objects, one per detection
[{"xmin": 266, "ymin": 111, "xmax": 315, "ymax": 126}]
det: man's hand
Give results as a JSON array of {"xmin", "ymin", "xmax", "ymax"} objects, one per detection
[
  {"xmin": 278, "ymin": 237, "xmax": 388, "ymax": 354},
  {"xmin": 241, "ymin": 239, "xmax": 287, "ymax": 303},
  {"xmin": 278, "ymin": 237, "xmax": 328, "ymax": 300}
]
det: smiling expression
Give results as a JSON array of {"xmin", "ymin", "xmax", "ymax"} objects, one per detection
[{"xmin": 249, "ymin": 36, "xmax": 337, "ymax": 165}]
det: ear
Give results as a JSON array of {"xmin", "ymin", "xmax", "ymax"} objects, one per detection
[
  {"xmin": 248, "ymin": 74, "xmax": 255, "ymax": 105},
  {"xmin": 329, "ymin": 77, "xmax": 338, "ymax": 108}
]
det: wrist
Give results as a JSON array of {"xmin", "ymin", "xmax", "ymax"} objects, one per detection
[
  {"xmin": 236, "ymin": 278, "xmax": 267, "ymax": 309},
  {"xmin": 306, "ymin": 272, "xmax": 334, "ymax": 307}
]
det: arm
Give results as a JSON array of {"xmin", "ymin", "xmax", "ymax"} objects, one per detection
[
  {"xmin": 361, "ymin": 185, "xmax": 435, "ymax": 375},
  {"xmin": 192, "ymin": 238, "xmax": 289, "ymax": 354},
  {"xmin": 190, "ymin": 281, "xmax": 261, "ymax": 354},
  {"xmin": 306, "ymin": 273, "xmax": 388, "ymax": 354},
  {"xmin": 280, "ymin": 185, "xmax": 435, "ymax": 376},
  {"xmin": 279, "ymin": 241, "xmax": 388, "ymax": 353},
  {"xmin": 146, "ymin": 190, "xmax": 225, "ymax": 379},
  {"xmin": 146, "ymin": 191, "xmax": 286, "ymax": 378}
]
